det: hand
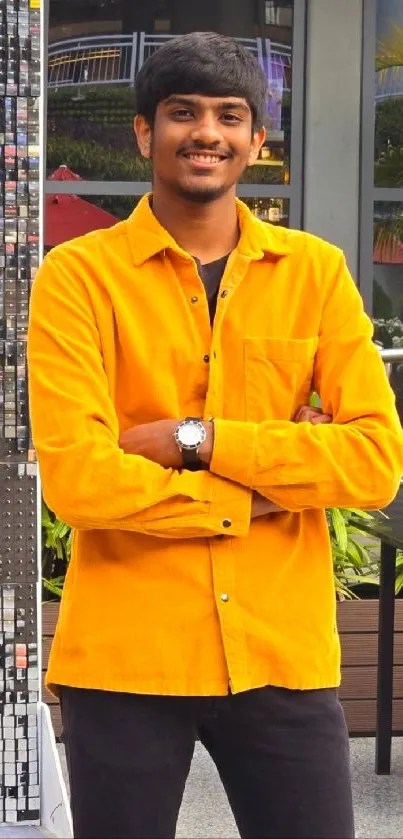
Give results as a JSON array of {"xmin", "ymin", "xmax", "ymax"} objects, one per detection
[
  {"xmin": 251, "ymin": 492, "xmax": 283, "ymax": 518},
  {"xmin": 294, "ymin": 405, "xmax": 332, "ymax": 425},
  {"xmin": 119, "ymin": 419, "xmax": 214, "ymax": 470}
]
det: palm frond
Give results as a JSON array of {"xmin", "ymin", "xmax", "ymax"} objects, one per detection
[
  {"xmin": 374, "ymin": 214, "xmax": 403, "ymax": 261},
  {"xmin": 376, "ymin": 24, "xmax": 403, "ymax": 77}
]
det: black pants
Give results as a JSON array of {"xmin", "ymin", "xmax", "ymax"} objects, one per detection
[{"xmin": 60, "ymin": 685, "xmax": 354, "ymax": 839}]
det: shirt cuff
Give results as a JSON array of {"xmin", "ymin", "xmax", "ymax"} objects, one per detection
[
  {"xmin": 211, "ymin": 418, "xmax": 257, "ymax": 488},
  {"xmin": 209, "ymin": 472, "xmax": 252, "ymax": 537}
]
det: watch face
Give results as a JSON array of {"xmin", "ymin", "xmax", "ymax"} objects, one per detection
[
  {"xmin": 179, "ymin": 423, "xmax": 203, "ymax": 449},
  {"xmin": 175, "ymin": 420, "xmax": 207, "ymax": 451}
]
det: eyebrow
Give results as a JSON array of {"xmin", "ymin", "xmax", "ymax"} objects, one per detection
[{"xmin": 163, "ymin": 95, "xmax": 250, "ymax": 114}]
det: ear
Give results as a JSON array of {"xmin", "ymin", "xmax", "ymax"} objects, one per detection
[
  {"xmin": 134, "ymin": 115, "xmax": 152, "ymax": 158},
  {"xmin": 247, "ymin": 127, "xmax": 266, "ymax": 166}
]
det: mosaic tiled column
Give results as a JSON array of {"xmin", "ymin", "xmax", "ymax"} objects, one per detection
[{"xmin": 0, "ymin": 0, "xmax": 41, "ymax": 825}]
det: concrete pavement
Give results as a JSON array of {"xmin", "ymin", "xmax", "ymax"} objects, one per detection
[{"xmin": 56, "ymin": 737, "xmax": 403, "ymax": 838}]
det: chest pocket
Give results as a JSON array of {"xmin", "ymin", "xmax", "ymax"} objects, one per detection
[{"xmin": 244, "ymin": 337, "xmax": 318, "ymax": 422}]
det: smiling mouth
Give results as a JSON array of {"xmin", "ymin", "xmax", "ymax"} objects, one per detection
[{"xmin": 181, "ymin": 151, "xmax": 228, "ymax": 165}]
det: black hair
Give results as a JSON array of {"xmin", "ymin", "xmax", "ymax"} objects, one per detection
[{"xmin": 135, "ymin": 32, "xmax": 268, "ymax": 131}]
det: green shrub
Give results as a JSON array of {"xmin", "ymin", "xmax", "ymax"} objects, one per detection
[{"xmin": 46, "ymin": 132, "xmax": 286, "ymax": 184}]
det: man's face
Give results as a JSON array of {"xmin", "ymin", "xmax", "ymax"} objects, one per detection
[{"xmin": 134, "ymin": 94, "xmax": 265, "ymax": 203}]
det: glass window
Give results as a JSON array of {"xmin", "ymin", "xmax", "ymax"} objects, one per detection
[
  {"xmin": 373, "ymin": 201, "xmax": 403, "ymax": 331},
  {"xmin": 265, "ymin": 2, "xmax": 280, "ymax": 26},
  {"xmin": 375, "ymin": 0, "xmax": 403, "ymax": 187},
  {"xmin": 243, "ymin": 196, "xmax": 289, "ymax": 226},
  {"xmin": 47, "ymin": 0, "xmax": 294, "ymax": 184},
  {"xmin": 373, "ymin": 199, "xmax": 403, "ymax": 424}
]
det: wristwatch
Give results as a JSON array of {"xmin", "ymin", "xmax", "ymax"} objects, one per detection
[{"xmin": 174, "ymin": 417, "xmax": 207, "ymax": 471}]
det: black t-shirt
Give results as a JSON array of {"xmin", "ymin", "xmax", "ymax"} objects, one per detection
[{"xmin": 194, "ymin": 254, "xmax": 230, "ymax": 323}]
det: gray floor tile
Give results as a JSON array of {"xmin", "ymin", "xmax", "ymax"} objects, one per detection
[
  {"xmin": 0, "ymin": 829, "xmax": 51, "ymax": 838},
  {"xmin": 351, "ymin": 738, "xmax": 403, "ymax": 838}
]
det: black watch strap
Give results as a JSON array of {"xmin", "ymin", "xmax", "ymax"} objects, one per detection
[{"xmin": 182, "ymin": 447, "xmax": 202, "ymax": 471}]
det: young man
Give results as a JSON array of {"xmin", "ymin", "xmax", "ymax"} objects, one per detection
[{"xmin": 28, "ymin": 32, "xmax": 403, "ymax": 839}]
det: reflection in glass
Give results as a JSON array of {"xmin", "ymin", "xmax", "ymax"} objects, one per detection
[
  {"xmin": 45, "ymin": 188, "xmax": 137, "ymax": 250},
  {"xmin": 47, "ymin": 0, "xmax": 293, "ymax": 184},
  {"xmin": 373, "ymin": 201, "xmax": 403, "ymax": 358},
  {"xmin": 375, "ymin": 0, "xmax": 403, "ymax": 186},
  {"xmin": 373, "ymin": 197, "xmax": 403, "ymax": 423},
  {"xmin": 243, "ymin": 197, "xmax": 289, "ymax": 226}
]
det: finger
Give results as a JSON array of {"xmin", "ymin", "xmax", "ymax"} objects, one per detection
[
  {"xmin": 294, "ymin": 406, "xmax": 311, "ymax": 422},
  {"xmin": 295, "ymin": 407, "xmax": 322, "ymax": 423},
  {"xmin": 310, "ymin": 413, "xmax": 332, "ymax": 424},
  {"xmin": 293, "ymin": 408, "xmax": 303, "ymax": 422}
]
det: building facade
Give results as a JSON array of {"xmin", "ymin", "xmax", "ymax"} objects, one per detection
[{"xmin": 44, "ymin": 0, "xmax": 403, "ymax": 333}]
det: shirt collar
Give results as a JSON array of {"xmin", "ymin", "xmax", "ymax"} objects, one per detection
[{"xmin": 126, "ymin": 193, "xmax": 292, "ymax": 267}]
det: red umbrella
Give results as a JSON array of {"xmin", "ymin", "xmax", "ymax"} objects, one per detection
[
  {"xmin": 48, "ymin": 164, "xmax": 82, "ymax": 182},
  {"xmin": 46, "ymin": 193, "xmax": 118, "ymax": 247},
  {"xmin": 46, "ymin": 165, "xmax": 118, "ymax": 247}
]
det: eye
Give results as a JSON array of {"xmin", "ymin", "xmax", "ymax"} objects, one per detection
[
  {"xmin": 170, "ymin": 108, "xmax": 193, "ymax": 120},
  {"xmin": 221, "ymin": 113, "xmax": 243, "ymax": 124}
]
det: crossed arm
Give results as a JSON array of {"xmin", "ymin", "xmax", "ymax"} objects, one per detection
[
  {"xmin": 119, "ymin": 405, "xmax": 331, "ymax": 518},
  {"xmin": 29, "ymin": 249, "xmax": 403, "ymax": 535}
]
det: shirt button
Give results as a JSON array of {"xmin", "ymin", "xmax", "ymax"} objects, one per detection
[
  {"xmin": 203, "ymin": 354, "xmax": 210, "ymax": 363},
  {"xmin": 220, "ymin": 289, "xmax": 228, "ymax": 298},
  {"xmin": 220, "ymin": 593, "xmax": 229, "ymax": 602},
  {"xmin": 222, "ymin": 518, "xmax": 232, "ymax": 528},
  {"xmin": 191, "ymin": 296, "xmax": 198, "ymax": 303}
]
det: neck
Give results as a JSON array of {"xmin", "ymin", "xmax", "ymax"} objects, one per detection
[{"xmin": 151, "ymin": 187, "xmax": 239, "ymax": 263}]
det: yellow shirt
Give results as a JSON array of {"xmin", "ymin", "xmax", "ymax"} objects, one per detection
[{"xmin": 28, "ymin": 196, "xmax": 403, "ymax": 697}]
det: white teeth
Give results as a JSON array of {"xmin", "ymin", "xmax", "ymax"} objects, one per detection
[{"xmin": 186, "ymin": 153, "xmax": 222, "ymax": 163}]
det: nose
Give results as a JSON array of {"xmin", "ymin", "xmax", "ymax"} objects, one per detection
[{"xmin": 190, "ymin": 113, "xmax": 223, "ymax": 146}]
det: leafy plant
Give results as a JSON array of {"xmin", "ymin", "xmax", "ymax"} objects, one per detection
[
  {"xmin": 374, "ymin": 201, "xmax": 403, "ymax": 262},
  {"xmin": 373, "ymin": 316, "xmax": 403, "ymax": 349},
  {"xmin": 42, "ymin": 501, "xmax": 72, "ymax": 600},
  {"xmin": 47, "ymin": 132, "xmax": 285, "ymax": 185},
  {"xmin": 396, "ymin": 552, "xmax": 403, "ymax": 596},
  {"xmin": 375, "ymin": 143, "xmax": 403, "ymax": 188},
  {"xmin": 375, "ymin": 98, "xmax": 403, "ymax": 165},
  {"xmin": 327, "ymin": 507, "xmax": 380, "ymax": 600}
]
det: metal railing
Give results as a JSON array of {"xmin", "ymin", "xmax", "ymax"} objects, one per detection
[
  {"xmin": 47, "ymin": 33, "xmax": 401, "ymax": 100},
  {"xmin": 48, "ymin": 34, "xmax": 136, "ymax": 88},
  {"xmin": 47, "ymin": 33, "xmax": 292, "ymax": 91},
  {"xmin": 375, "ymin": 66, "xmax": 403, "ymax": 101},
  {"xmin": 379, "ymin": 348, "xmax": 403, "ymax": 363},
  {"xmin": 379, "ymin": 346, "xmax": 403, "ymax": 382}
]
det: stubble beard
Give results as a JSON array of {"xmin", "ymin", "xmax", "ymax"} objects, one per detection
[{"xmin": 173, "ymin": 180, "xmax": 230, "ymax": 204}]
